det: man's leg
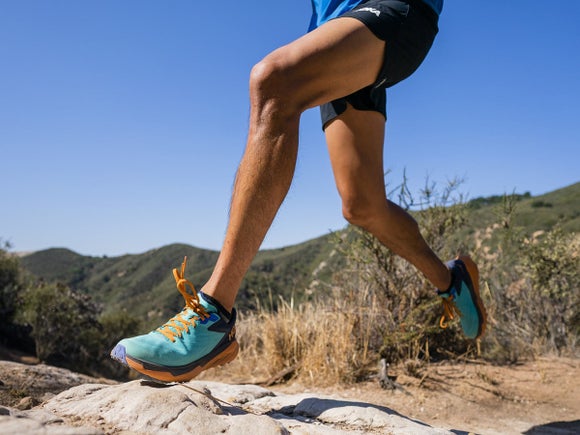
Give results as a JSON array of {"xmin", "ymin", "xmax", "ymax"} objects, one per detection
[
  {"xmin": 201, "ymin": 18, "xmax": 391, "ymax": 311},
  {"xmin": 324, "ymin": 106, "xmax": 487, "ymax": 339},
  {"xmin": 112, "ymin": 11, "xmax": 485, "ymax": 381},
  {"xmin": 324, "ymin": 105, "xmax": 451, "ymax": 290},
  {"xmin": 111, "ymin": 18, "xmax": 396, "ymax": 381}
]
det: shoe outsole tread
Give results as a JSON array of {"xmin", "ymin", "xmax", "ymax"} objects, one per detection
[{"xmin": 457, "ymin": 255, "xmax": 487, "ymax": 339}]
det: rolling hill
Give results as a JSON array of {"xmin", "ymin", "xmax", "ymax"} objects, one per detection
[
  {"xmin": 20, "ymin": 234, "xmax": 341, "ymax": 328},
  {"xmin": 19, "ymin": 182, "xmax": 579, "ymax": 327}
]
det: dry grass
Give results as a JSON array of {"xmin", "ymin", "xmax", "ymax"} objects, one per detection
[
  {"xmin": 205, "ymin": 284, "xmax": 387, "ymax": 386},
  {"xmin": 206, "ymin": 192, "xmax": 579, "ymax": 387}
]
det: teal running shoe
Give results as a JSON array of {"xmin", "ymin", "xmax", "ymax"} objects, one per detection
[
  {"xmin": 437, "ymin": 255, "xmax": 487, "ymax": 339},
  {"xmin": 110, "ymin": 257, "xmax": 238, "ymax": 382}
]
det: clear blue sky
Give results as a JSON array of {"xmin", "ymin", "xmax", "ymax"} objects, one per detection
[{"xmin": 1, "ymin": 1, "xmax": 579, "ymax": 256}]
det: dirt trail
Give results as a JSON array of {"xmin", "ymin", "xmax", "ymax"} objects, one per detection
[
  {"xmin": 271, "ymin": 357, "xmax": 579, "ymax": 435},
  {"xmin": 1, "ymin": 349, "xmax": 578, "ymax": 434}
]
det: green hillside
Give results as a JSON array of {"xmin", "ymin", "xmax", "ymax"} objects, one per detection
[
  {"xmin": 511, "ymin": 182, "xmax": 580, "ymax": 233},
  {"xmin": 20, "ymin": 234, "xmax": 340, "ymax": 328},
  {"xmin": 19, "ymin": 182, "xmax": 579, "ymax": 328},
  {"xmin": 465, "ymin": 182, "xmax": 580, "ymax": 233}
]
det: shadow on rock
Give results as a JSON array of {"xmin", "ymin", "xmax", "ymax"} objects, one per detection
[
  {"xmin": 524, "ymin": 420, "xmax": 580, "ymax": 435},
  {"xmin": 266, "ymin": 396, "xmax": 464, "ymax": 434},
  {"xmin": 293, "ymin": 397, "xmax": 429, "ymax": 426}
]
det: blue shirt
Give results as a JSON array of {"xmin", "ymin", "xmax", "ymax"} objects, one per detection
[{"xmin": 309, "ymin": 0, "xmax": 443, "ymax": 31}]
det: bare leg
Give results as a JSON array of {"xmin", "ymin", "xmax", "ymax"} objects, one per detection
[
  {"xmin": 324, "ymin": 105, "xmax": 451, "ymax": 290},
  {"xmin": 201, "ymin": 18, "xmax": 387, "ymax": 311}
]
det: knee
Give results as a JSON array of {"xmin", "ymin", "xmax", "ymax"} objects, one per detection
[
  {"xmin": 341, "ymin": 195, "xmax": 376, "ymax": 230},
  {"xmin": 249, "ymin": 54, "xmax": 303, "ymax": 119},
  {"xmin": 249, "ymin": 57, "xmax": 280, "ymax": 100}
]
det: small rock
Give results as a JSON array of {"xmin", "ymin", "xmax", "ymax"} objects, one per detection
[{"xmin": 16, "ymin": 396, "xmax": 35, "ymax": 410}]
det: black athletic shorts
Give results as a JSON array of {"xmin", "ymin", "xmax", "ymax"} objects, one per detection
[{"xmin": 320, "ymin": 0, "xmax": 439, "ymax": 129}]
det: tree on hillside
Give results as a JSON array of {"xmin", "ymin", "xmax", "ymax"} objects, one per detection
[
  {"xmin": 0, "ymin": 240, "xmax": 35, "ymax": 352},
  {"xmin": 0, "ymin": 241, "xmax": 19, "ymax": 328}
]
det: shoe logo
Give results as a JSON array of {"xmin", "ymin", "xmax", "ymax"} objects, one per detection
[
  {"xmin": 356, "ymin": 7, "xmax": 381, "ymax": 17},
  {"xmin": 199, "ymin": 313, "xmax": 220, "ymax": 325}
]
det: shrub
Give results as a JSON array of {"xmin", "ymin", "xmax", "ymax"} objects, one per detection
[
  {"xmin": 0, "ymin": 241, "xmax": 21, "ymax": 339},
  {"xmin": 15, "ymin": 280, "xmax": 142, "ymax": 378},
  {"xmin": 0, "ymin": 241, "xmax": 35, "ymax": 353},
  {"xmin": 214, "ymin": 177, "xmax": 477, "ymax": 386},
  {"xmin": 476, "ymin": 194, "xmax": 579, "ymax": 360},
  {"xmin": 223, "ymin": 181, "xmax": 579, "ymax": 386},
  {"xmin": 18, "ymin": 282, "xmax": 102, "ymax": 371},
  {"xmin": 333, "ymin": 177, "xmax": 474, "ymax": 365},
  {"xmin": 531, "ymin": 200, "xmax": 553, "ymax": 208},
  {"xmin": 0, "ymin": 241, "xmax": 141, "ymax": 378},
  {"xmin": 98, "ymin": 310, "xmax": 142, "ymax": 379},
  {"xmin": 518, "ymin": 227, "xmax": 578, "ymax": 351}
]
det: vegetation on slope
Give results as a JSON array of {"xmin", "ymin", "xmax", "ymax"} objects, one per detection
[{"xmin": 2, "ymin": 181, "xmax": 578, "ymax": 382}]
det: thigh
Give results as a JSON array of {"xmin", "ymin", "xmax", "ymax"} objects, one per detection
[
  {"xmin": 320, "ymin": 0, "xmax": 439, "ymax": 128},
  {"xmin": 325, "ymin": 104, "xmax": 387, "ymax": 203},
  {"xmin": 262, "ymin": 17, "xmax": 385, "ymax": 111}
]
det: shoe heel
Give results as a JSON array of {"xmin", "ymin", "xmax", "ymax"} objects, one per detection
[
  {"xmin": 458, "ymin": 255, "xmax": 480, "ymax": 292},
  {"xmin": 213, "ymin": 341, "xmax": 239, "ymax": 368}
]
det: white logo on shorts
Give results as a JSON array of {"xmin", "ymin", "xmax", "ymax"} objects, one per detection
[{"xmin": 357, "ymin": 7, "xmax": 381, "ymax": 17}]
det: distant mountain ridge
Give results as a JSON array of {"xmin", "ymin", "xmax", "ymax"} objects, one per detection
[
  {"xmin": 20, "ymin": 182, "xmax": 579, "ymax": 328},
  {"xmin": 20, "ymin": 235, "xmax": 340, "ymax": 328}
]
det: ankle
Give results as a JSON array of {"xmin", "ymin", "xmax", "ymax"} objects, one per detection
[
  {"xmin": 200, "ymin": 291, "xmax": 234, "ymax": 320},
  {"xmin": 434, "ymin": 266, "xmax": 453, "ymax": 291},
  {"xmin": 201, "ymin": 283, "xmax": 236, "ymax": 313}
]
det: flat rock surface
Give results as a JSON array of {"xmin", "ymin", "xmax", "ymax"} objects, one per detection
[
  {"xmin": 2, "ymin": 358, "xmax": 579, "ymax": 434},
  {"xmin": 0, "ymin": 361, "xmax": 457, "ymax": 434}
]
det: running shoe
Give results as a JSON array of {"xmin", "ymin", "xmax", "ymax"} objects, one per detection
[
  {"xmin": 437, "ymin": 255, "xmax": 487, "ymax": 339},
  {"xmin": 110, "ymin": 257, "xmax": 238, "ymax": 382}
]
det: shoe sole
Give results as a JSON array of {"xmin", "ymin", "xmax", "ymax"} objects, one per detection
[
  {"xmin": 458, "ymin": 255, "xmax": 487, "ymax": 339},
  {"xmin": 123, "ymin": 340, "xmax": 239, "ymax": 383}
]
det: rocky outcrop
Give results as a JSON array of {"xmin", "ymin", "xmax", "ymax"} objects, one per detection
[{"xmin": 0, "ymin": 361, "xmax": 460, "ymax": 434}]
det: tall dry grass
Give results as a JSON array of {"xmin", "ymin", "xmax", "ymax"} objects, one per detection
[
  {"xmin": 206, "ymin": 188, "xmax": 579, "ymax": 386},
  {"xmin": 206, "ymin": 178, "xmax": 477, "ymax": 386},
  {"xmin": 208, "ymin": 283, "xmax": 388, "ymax": 385}
]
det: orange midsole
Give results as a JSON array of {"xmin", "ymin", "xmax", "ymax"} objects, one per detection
[{"xmin": 126, "ymin": 341, "xmax": 239, "ymax": 383}]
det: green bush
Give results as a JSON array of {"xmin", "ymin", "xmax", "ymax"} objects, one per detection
[
  {"xmin": 0, "ymin": 241, "xmax": 20, "ymax": 335},
  {"xmin": 15, "ymin": 280, "xmax": 142, "ymax": 378},
  {"xmin": 333, "ymin": 183, "xmax": 579, "ymax": 367},
  {"xmin": 0, "ymin": 241, "xmax": 35, "ymax": 353},
  {"xmin": 0, "ymin": 241, "xmax": 142, "ymax": 378},
  {"xmin": 475, "ymin": 193, "xmax": 579, "ymax": 361},
  {"xmin": 519, "ymin": 227, "xmax": 579, "ymax": 351},
  {"xmin": 18, "ymin": 282, "xmax": 102, "ymax": 371},
  {"xmin": 531, "ymin": 200, "xmax": 553, "ymax": 208},
  {"xmin": 98, "ymin": 310, "xmax": 142, "ymax": 379}
]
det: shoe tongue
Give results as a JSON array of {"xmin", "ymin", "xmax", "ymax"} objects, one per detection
[{"xmin": 179, "ymin": 294, "xmax": 217, "ymax": 320}]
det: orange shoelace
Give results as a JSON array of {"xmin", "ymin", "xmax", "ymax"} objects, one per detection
[
  {"xmin": 157, "ymin": 257, "xmax": 209, "ymax": 342},
  {"xmin": 439, "ymin": 296, "xmax": 462, "ymax": 329}
]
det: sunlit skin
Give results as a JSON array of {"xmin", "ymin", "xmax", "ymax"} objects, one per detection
[{"xmin": 201, "ymin": 17, "xmax": 451, "ymax": 312}]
